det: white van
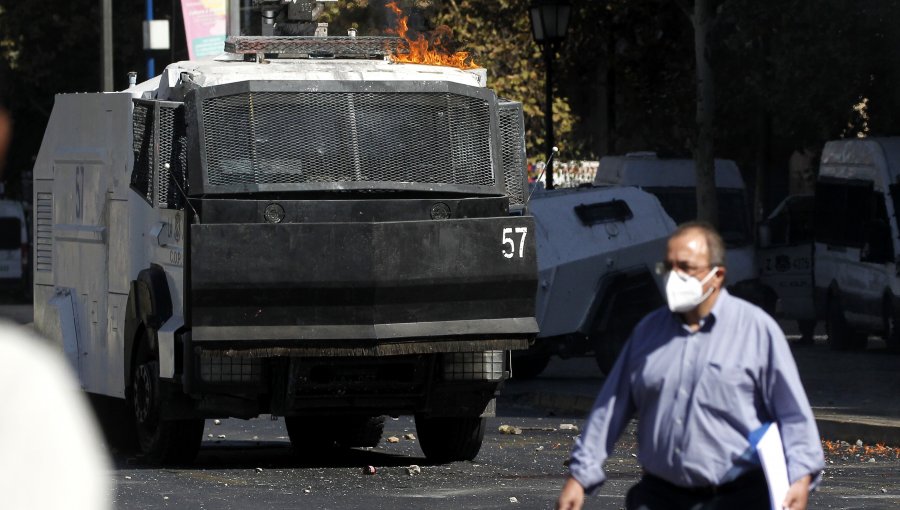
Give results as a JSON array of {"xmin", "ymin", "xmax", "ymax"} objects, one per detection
[
  {"xmin": 594, "ymin": 153, "xmax": 765, "ymax": 307},
  {"xmin": 813, "ymin": 137, "xmax": 900, "ymax": 351},
  {"xmin": 0, "ymin": 199, "xmax": 29, "ymax": 297}
]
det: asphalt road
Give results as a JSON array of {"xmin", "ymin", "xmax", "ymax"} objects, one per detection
[{"xmin": 1, "ymin": 302, "xmax": 898, "ymax": 509}]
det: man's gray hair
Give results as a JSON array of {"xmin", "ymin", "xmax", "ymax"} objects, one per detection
[{"xmin": 670, "ymin": 221, "xmax": 727, "ymax": 267}]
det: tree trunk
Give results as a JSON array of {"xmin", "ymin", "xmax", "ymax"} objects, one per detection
[
  {"xmin": 753, "ymin": 110, "xmax": 771, "ymax": 226},
  {"xmin": 692, "ymin": 0, "xmax": 718, "ymax": 227}
]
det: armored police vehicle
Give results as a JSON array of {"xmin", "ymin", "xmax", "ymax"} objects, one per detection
[
  {"xmin": 513, "ymin": 185, "xmax": 675, "ymax": 378},
  {"xmin": 32, "ymin": 1, "xmax": 537, "ymax": 464}
]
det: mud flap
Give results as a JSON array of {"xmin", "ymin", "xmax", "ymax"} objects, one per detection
[
  {"xmin": 48, "ymin": 290, "xmax": 80, "ymax": 380},
  {"xmin": 157, "ymin": 316, "xmax": 183, "ymax": 381}
]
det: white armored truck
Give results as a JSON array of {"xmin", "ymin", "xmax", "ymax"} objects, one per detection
[
  {"xmin": 32, "ymin": 2, "xmax": 537, "ymax": 464},
  {"xmin": 512, "ymin": 185, "xmax": 675, "ymax": 378}
]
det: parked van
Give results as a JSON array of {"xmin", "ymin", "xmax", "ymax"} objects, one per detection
[
  {"xmin": 0, "ymin": 199, "xmax": 29, "ymax": 298},
  {"xmin": 594, "ymin": 153, "xmax": 766, "ymax": 307},
  {"xmin": 813, "ymin": 137, "xmax": 900, "ymax": 351},
  {"xmin": 757, "ymin": 194, "xmax": 816, "ymax": 342}
]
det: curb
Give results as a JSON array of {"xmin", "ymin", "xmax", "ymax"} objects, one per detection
[{"xmin": 522, "ymin": 391, "xmax": 900, "ymax": 447}]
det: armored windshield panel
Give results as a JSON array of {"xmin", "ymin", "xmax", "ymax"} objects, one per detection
[{"xmin": 186, "ymin": 81, "xmax": 502, "ymax": 195}]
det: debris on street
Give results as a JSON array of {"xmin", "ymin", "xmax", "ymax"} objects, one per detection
[
  {"xmin": 498, "ymin": 424, "xmax": 523, "ymax": 435},
  {"xmin": 363, "ymin": 466, "xmax": 377, "ymax": 475},
  {"xmin": 214, "ymin": 419, "xmax": 222, "ymax": 425},
  {"xmin": 509, "ymin": 497, "xmax": 519, "ymax": 503},
  {"xmin": 406, "ymin": 465, "xmax": 421, "ymax": 476},
  {"xmin": 403, "ymin": 433, "xmax": 416, "ymax": 441},
  {"xmin": 386, "ymin": 436, "xmax": 400, "ymax": 443},
  {"xmin": 559, "ymin": 424, "xmax": 579, "ymax": 432}
]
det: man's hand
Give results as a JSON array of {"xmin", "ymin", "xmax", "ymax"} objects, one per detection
[
  {"xmin": 557, "ymin": 476, "xmax": 585, "ymax": 510},
  {"xmin": 782, "ymin": 474, "xmax": 811, "ymax": 510}
]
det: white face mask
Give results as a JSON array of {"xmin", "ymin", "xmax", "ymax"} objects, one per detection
[{"xmin": 665, "ymin": 266, "xmax": 719, "ymax": 313}]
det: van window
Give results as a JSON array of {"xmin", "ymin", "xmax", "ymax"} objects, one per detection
[
  {"xmin": 815, "ymin": 178, "xmax": 874, "ymax": 247},
  {"xmin": 0, "ymin": 218, "xmax": 21, "ymax": 250},
  {"xmin": 644, "ymin": 187, "xmax": 751, "ymax": 247},
  {"xmin": 765, "ymin": 195, "xmax": 815, "ymax": 245}
]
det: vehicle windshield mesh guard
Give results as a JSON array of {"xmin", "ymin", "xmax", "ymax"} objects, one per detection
[{"xmin": 189, "ymin": 81, "xmax": 500, "ymax": 194}]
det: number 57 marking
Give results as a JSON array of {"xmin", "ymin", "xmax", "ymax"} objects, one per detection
[{"xmin": 502, "ymin": 227, "xmax": 528, "ymax": 259}]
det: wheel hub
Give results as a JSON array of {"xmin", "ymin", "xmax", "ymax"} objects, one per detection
[{"xmin": 134, "ymin": 364, "xmax": 154, "ymax": 424}]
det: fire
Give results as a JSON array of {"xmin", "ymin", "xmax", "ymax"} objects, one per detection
[{"xmin": 386, "ymin": 2, "xmax": 478, "ymax": 70}]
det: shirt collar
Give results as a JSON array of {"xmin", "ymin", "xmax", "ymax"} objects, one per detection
[{"xmin": 673, "ymin": 288, "xmax": 730, "ymax": 333}]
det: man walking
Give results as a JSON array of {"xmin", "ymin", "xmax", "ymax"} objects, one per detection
[{"xmin": 557, "ymin": 222, "xmax": 824, "ymax": 510}]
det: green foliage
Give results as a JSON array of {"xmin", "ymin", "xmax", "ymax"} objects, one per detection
[
  {"xmin": 4, "ymin": 0, "xmax": 900, "ymax": 203},
  {"xmin": 0, "ymin": 1, "xmax": 145, "ymax": 190}
]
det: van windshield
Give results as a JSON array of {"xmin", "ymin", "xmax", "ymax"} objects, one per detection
[
  {"xmin": 643, "ymin": 187, "xmax": 751, "ymax": 247},
  {"xmin": 0, "ymin": 218, "xmax": 21, "ymax": 250}
]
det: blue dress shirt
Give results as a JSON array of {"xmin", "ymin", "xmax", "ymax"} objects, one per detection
[{"xmin": 569, "ymin": 289, "xmax": 825, "ymax": 493}]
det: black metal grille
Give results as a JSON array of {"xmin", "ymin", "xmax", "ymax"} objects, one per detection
[
  {"xmin": 157, "ymin": 104, "xmax": 188, "ymax": 209},
  {"xmin": 199, "ymin": 352, "xmax": 262, "ymax": 383},
  {"xmin": 498, "ymin": 100, "xmax": 528, "ymax": 206},
  {"xmin": 132, "ymin": 100, "xmax": 189, "ymax": 209},
  {"xmin": 34, "ymin": 192, "xmax": 52, "ymax": 273},
  {"xmin": 131, "ymin": 101, "xmax": 154, "ymax": 204},
  {"xmin": 200, "ymin": 91, "xmax": 496, "ymax": 189}
]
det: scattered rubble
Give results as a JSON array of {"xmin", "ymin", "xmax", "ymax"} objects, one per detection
[
  {"xmin": 559, "ymin": 424, "xmax": 579, "ymax": 432},
  {"xmin": 498, "ymin": 425, "xmax": 523, "ymax": 435},
  {"xmin": 363, "ymin": 466, "xmax": 377, "ymax": 475},
  {"xmin": 509, "ymin": 497, "xmax": 518, "ymax": 503},
  {"xmin": 406, "ymin": 465, "xmax": 422, "ymax": 476},
  {"xmin": 214, "ymin": 419, "xmax": 222, "ymax": 426},
  {"xmin": 386, "ymin": 436, "xmax": 400, "ymax": 443},
  {"xmin": 404, "ymin": 433, "xmax": 417, "ymax": 441}
]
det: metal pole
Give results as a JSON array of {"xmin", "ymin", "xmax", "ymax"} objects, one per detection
[
  {"xmin": 146, "ymin": 0, "xmax": 156, "ymax": 78},
  {"xmin": 227, "ymin": 0, "xmax": 241, "ymax": 36},
  {"xmin": 101, "ymin": 0, "xmax": 113, "ymax": 91},
  {"xmin": 544, "ymin": 42, "xmax": 555, "ymax": 190}
]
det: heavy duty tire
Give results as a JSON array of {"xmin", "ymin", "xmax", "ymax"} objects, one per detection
[
  {"xmin": 415, "ymin": 415, "xmax": 485, "ymax": 463},
  {"xmin": 131, "ymin": 333, "xmax": 204, "ymax": 465},
  {"xmin": 825, "ymin": 295, "xmax": 867, "ymax": 351},
  {"xmin": 510, "ymin": 350, "xmax": 551, "ymax": 380},
  {"xmin": 336, "ymin": 416, "xmax": 385, "ymax": 448}
]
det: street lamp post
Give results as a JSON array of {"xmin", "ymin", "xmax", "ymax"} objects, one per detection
[{"xmin": 530, "ymin": 1, "xmax": 570, "ymax": 190}]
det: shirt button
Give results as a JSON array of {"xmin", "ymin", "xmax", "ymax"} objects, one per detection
[
  {"xmin": 675, "ymin": 447, "xmax": 682, "ymax": 454},
  {"xmin": 676, "ymin": 418, "xmax": 683, "ymax": 425}
]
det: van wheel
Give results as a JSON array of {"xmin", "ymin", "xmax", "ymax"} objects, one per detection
[
  {"xmin": 825, "ymin": 296, "xmax": 867, "ymax": 351},
  {"xmin": 511, "ymin": 350, "xmax": 550, "ymax": 379},
  {"xmin": 131, "ymin": 333, "xmax": 204, "ymax": 465},
  {"xmin": 415, "ymin": 415, "xmax": 485, "ymax": 463},
  {"xmin": 593, "ymin": 274, "xmax": 663, "ymax": 375},
  {"xmin": 886, "ymin": 298, "xmax": 900, "ymax": 353}
]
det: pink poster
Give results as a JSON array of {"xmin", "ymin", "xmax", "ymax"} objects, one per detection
[{"xmin": 181, "ymin": 0, "xmax": 227, "ymax": 59}]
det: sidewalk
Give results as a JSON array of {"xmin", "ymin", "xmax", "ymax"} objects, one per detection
[{"xmin": 502, "ymin": 331, "xmax": 900, "ymax": 446}]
